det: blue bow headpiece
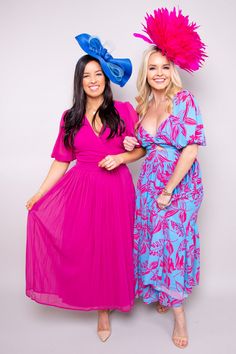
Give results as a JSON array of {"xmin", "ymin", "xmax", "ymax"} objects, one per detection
[{"xmin": 75, "ymin": 33, "xmax": 132, "ymax": 87}]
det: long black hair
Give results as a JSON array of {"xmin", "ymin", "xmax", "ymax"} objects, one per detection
[{"xmin": 63, "ymin": 55, "xmax": 125, "ymax": 148}]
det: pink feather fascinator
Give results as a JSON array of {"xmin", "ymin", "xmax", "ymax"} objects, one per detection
[{"xmin": 134, "ymin": 7, "xmax": 207, "ymax": 72}]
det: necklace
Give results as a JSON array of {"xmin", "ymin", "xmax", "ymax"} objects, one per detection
[
  {"xmin": 85, "ymin": 107, "xmax": 103, "ymax": 134},
  {"xmin": 86, "ymin": 102, "xmax": 102, "ymax": 114},
  {"xmin": 86, "ymin": 108, "xmax": 98, "ymax": 115}
]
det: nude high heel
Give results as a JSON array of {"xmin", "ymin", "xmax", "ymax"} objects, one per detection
[
  {"xmin": 97, "ymin": 329, "xmax": 111, "ymax": 342},
  {"xmin": 97, "ymin": 310, "xmax": 111, "ymax": 342}
]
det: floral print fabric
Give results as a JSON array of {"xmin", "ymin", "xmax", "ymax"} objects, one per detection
[{"xmin": 134, "ymin": 90, "xmax": 206, "ymax": 307}]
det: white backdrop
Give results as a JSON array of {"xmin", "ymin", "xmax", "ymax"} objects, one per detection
[{"xmin": 1, "ymin": 0, "xmax": 236, "ymax": 353}]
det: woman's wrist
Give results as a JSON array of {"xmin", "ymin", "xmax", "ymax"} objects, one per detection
[
  {"xmin": 36, "ymin": 190, "xmax": 44, "ymax": 197},
  {"xmin": 117, "ymin": 154, "xmax": 124, "ymax": 165},
  {"xmin": 162, "ymin": 186, "xmax": 173, "ymax": 195}
]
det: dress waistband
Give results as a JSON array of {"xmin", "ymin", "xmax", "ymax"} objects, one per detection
[{"xmin": 146, "ymin": 143, "xmax": 178, "ymax": 151}]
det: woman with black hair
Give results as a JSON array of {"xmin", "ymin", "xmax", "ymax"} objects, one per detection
[{"xmin": 25, "ymin": 34, "xmax": 145, "ymax": 342}]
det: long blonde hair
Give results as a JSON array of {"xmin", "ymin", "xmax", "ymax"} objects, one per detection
[{"xmin": 136, "ymin": 46, "xmax": 182, "ymax": 118}]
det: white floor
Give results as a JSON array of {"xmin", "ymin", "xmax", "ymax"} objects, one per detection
[{"xmin": 2, "ymin": 284, "xmax": 235, "ymax": 354}]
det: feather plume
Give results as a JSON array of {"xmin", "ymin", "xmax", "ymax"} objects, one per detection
[{"xmin": 134, "ymin": 7, "xmax": 207, "ymax": 72}]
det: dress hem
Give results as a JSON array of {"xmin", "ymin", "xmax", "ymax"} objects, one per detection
[
  {"xmin": 26, "ymin": 290, "xmax": 134, "ymax": 313},
  {"xmin": 135, "ymin": 281, "xmax": 199, "ymax": 304}
]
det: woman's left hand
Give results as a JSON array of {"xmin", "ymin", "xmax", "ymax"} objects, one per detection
[
  {"xmin": 157, "ymin": 193, "xmax": 172, "ymax": 209},
  {"xmin": 98, "ymin": 155, "xmax": 123, "ymax": 171}
]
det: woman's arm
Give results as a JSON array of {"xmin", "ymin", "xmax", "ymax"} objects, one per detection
[
  {"xmin": 98, "ymin": 147, "xmax": 146, "ymax": 170},
  {"xmin": 157, "ymin": 144, "xmax": 198, "ymax": 209},
  {"xmin": 26, "ymin": 160, "xmax": 70, "ymax": 210}
]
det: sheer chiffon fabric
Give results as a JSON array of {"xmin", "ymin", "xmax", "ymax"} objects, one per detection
[{"xmin": 26, "ymin": 101, "xmax": 137, "ymax": 312}]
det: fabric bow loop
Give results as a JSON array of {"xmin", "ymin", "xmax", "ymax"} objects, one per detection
[
  {"xmin": 107, "ymin": 62, "xmax": 124, "ymax": 82},
  {"xmin": 88, "ymin": 37, "xmax": 112, "ymax": 61}
]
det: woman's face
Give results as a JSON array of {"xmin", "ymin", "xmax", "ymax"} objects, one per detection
[
  {"xmin": 82, "ymin": 60, "xmax": 106, "ymax": 99},
  {"xmin": 147, "ymin": 51, "xmax": 171, "ymax": 91}
]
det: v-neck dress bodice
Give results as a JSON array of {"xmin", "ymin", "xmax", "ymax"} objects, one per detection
[
  {"xmin": 134, "ymin": 90, "xmax": 206, "ymax": 307},
  {"xmin": 51, "ymin": 101, "xmax": 136, "ymax": 164},
  {"xmin": 26, "ymin": 101, "xmax": 138, "ymax": 312}
]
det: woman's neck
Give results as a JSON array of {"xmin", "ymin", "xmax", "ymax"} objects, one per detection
[
  {"xmin": 86, "ymin": 96, "xmax": 104, "ymax": 111},
  {"xmin": 152, "ymin": 89, "xmax": 166, "ymax": 107}
]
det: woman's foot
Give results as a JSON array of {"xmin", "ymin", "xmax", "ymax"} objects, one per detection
[
  {"xmin": 97, "ymin": 310, "xmax": 111, "ymax": 342},
  {"xmin": 172, "ymin": 306, "xmax": 188, "ymax": 349},
  {"xmin": 156, "ymin": 302, "xmax": 169, "ymax": 314}
]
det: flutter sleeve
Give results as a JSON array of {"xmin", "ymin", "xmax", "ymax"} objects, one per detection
[
  {"xmin": 51, "ymin": 111, "xmax": 76, "ymax": 162},
  {"xmin": 123, "ymin": 101, "xmax": 139, "ymax": 137},
  {"xmin": 175, "ymin": 92, "xmax": 206, "ymax": 149}
]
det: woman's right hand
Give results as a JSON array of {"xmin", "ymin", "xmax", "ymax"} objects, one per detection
[
  {"xmin": 25, "ymin": 160, "xmax": 70, "ymax": 211},
  {"xmin": 26, "ymin": 192, "xmax": 43, "ymax": 210},
  {"xmin": 123, "ymin": 136, "xmax": 140, "ymax": 151}
]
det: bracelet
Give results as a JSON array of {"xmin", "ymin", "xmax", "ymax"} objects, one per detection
[{"xmin": 162, "ymin": 187, "xmax": 172, "ymax": 196}]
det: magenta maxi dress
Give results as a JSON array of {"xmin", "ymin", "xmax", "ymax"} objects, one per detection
[{"xmin": 26, "ymin": 101, "xmax": 137, "ymax": 312}]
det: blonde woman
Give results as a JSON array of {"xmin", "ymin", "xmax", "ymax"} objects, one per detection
[{"xmin": 124, "ymin": 8, "xmax": 206, "ymax": 349}]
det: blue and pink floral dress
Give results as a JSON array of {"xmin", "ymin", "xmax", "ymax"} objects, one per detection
[{"xmin": 134, "ymin": 90, "xmax": 206, "ymax": 307}]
